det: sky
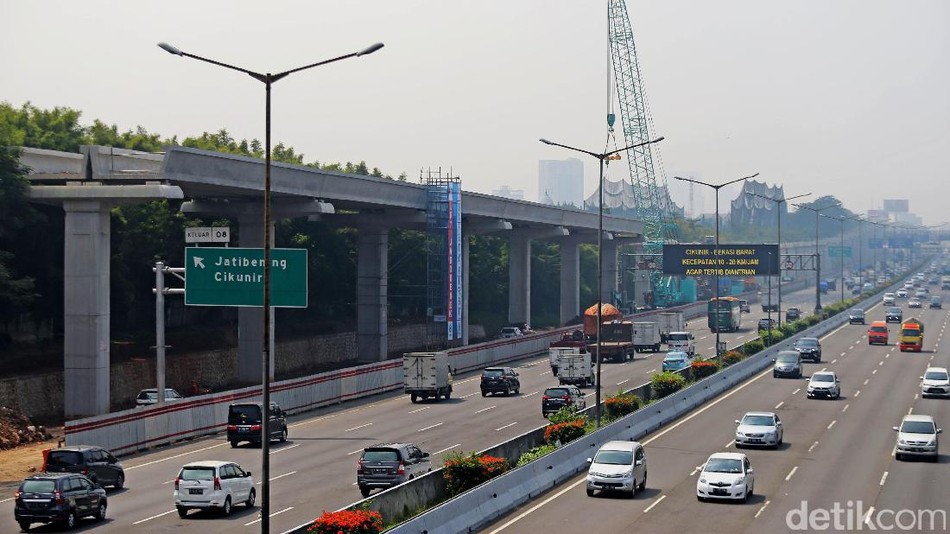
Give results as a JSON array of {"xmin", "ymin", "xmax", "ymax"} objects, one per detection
[{"xmin": 2, "ymin": 0, "xmax": 948, "ymax": 226}]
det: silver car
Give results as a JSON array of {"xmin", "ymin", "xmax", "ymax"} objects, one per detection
[
  {"xmin": 806, "ymin": 371, "xmax": 840, "ymax": 399},
  {"xmin": 920, "ymin": 367, "xmax": 950, "ymax": 398},
  {"xmin": 894, "ymin": 414, "xmax": 942, "ymax": 461},
  {"xmin": 586, "ymin": 441, "xmax": 647, "ymax": 498},
  {"xmin": 357, "ymin": 443, "xmax": 431, "ymax": 497},
  {"xmin": 735, "ymin": 411, "xmax": 783, "ymax": 449}
]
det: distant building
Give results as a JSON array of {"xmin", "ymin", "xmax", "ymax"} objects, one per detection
[
  {"xmin": 866, "ymin": 209, "xmax": 889, "ymax": 222},
  {"xmin": 893, "ymin": 212, "xmax": 922, "ymax": 226},
  {"xmin": 729, "ymin": 180, "xmax": 786, "ymax": 229},
  {"xmin": 583, "ymin": 178, "xmax": 684, "ymax": 219},
  {"xmin": 538, "ymin": 158, "xmax": 584, "ymax": 207},
  {"xmin": 492, "ymin": 185, "xmax": 524, "ymax": 200},
  {"xmin": 882, "ymin": 199, "xmax": 909, "ymax": 213}
]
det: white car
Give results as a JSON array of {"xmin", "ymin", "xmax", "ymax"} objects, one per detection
[
  {"xmin": 136, "ymin": 388, "xmax": 184, "ymax": 406},
  {"xmin": 893, "ymin": 415, "xmax": 942, "ymax": 461},
  {"xmin": 174, "ymin": 461, "xmax": 255, "ymax": 517},
  {"xmin": 921, "ymin": 367, "xmax": 950, "ymax": 398},
  {"xmin": 806, "ymin": 371, "xmax": 840, "ymax": 399},
  {"xmin": 499, "ymin": 326, "xmax": 523, "ymax": 338},
  {"xmin": 585, "ymin": 440, "xmax": 647, "ymax": 497},
  {"xmin": 696, "ymin": 452, "xmax": 754, "ymax": 502},
  {"xmin": 735, "ymin": 411, "xmax": 783, "ymax": 449},
  {"xmin": 882, "ymin": 293, "xmax": 895, "ymax": 305},
  {"xmin": 908, "ymin": 298, "xmax": 923, "ymax": 308},
  {"xmin": 896, "ymin": 289, "xmax": 908, "ymax": 298},
  {"xmin": 915, "ymin": 288, "xmax": 928, "ymax": 298}
]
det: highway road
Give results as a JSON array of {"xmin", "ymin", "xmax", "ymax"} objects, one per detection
[
  {"xmin": 482, "ymin": 285, "xmax": 949, "ymax": 533},
  {"xmin": 0, "ymin": 286, "xmax": 842, "ymax": 533}
]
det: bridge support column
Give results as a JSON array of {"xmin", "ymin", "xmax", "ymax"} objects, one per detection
[
  {"xmin": 508, "ymin": 234, "xmax": 531, "ymax": 327},
  {"xmin": 236, "ymin": 212, "xmax": 275, "ymax": 384},
  {"xmin": 559, "ymin": 238, "xmax": 581, "ymax": 325},
  {"xmin": 63, "ymin": 200, "xmax": 111, "ymax": 417},
  {"xmin": 357, "ymin": 227, "xmax": 388, "ymax": 362},
  {"xmin": 601, "ymin": 239, "xmax": 619, "ymax": 306}
]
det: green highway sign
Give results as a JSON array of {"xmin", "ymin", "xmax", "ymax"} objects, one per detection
[
  {"xmin": 185, "ymin": 247, "xmax": 308, "ymax": 307},
  {"xmin": 828, "ymin": 246, "xmax": 852, "ymax": 258}
]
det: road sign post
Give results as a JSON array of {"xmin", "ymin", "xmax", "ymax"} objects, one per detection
[{"xmin": 184, "ymin": 247, "xmax": 307, "ymax": 307}]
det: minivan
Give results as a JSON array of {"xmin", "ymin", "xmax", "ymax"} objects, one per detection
[
  {"xmin": 586, "ymin": 440, "xmax": 647, "ymax": 497},
  {"xmin": 772, "ymin": 351, "xmax": 802, "ymax": 379},
  {"xmin": 867, "ymin": 321, "xmax": 888, "ymax": 345},
  {"xmin": 226, "ymin": 402, "xmax": 288, "ymax": 448},
  {"xmin": 893, "ymin": 414, "xmax": 941, "ymax": 461}
]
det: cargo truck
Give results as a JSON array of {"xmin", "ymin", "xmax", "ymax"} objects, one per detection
[
  {"xmin": 657, "ymin": 311, "xmax": 687, "ymax": 344},
  {"xmin": 557, "ymin": 349, "xmax": 594, "ymax": 387},
  {"xmin": 899, "ymin": 319, "xmax": 924, "ymax": 352},
  {"xmin": 761, "ymin": 288, "xmax": 779, "ymax": 313},
  {"xmin": 592, "ymin": 321, "xmax": 636, "ymax": 363},
  {"xmin": 632, "ymin": 322, "xmax": 661, "ymax": 352},
  {"xmin": 403, "ymin": 352, "xmax": 453, "ymax": 403},
  {"xmin": 549, "ymin": 330, "xmax": 587, "ymax": 375}
]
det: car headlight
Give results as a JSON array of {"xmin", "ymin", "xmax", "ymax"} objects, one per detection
[
  {"xmin": 698, "ymin": 477, "xmax": 707, "ymax": 484},
  {"xmin": 733, "ymin": 477, "xmax": 745, "ymax": 486},
  {"xmin": 622, "ymin": 469, "xmax": 634, "ymax": 477},
  {"xmin": 898, "ymin": 439, "xmax": 909, "ymax": 445},
  {"xmin": 765, "ymin": 431, "xmax": 776, "ymax": 437}
]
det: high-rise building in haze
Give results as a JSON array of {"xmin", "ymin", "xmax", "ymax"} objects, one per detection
[{"xmin": 538, "ymin": 158, "xmax": 583, "ymax": 207}]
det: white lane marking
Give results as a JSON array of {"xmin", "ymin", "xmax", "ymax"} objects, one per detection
[
  {"xmin": 496, "ymin": 422, "xmax": 518, "ymax": 431},
  {"xmin": 820, "ymin": 368, "xmax": 827, "ymax": 372},
  {"xmin": 521, "ymin": 391, "xmax": 539, "ymax": 398},
  {"xmin": 725, "ymin": 439, "xmax": 735, "ymax": 448},
  {"xmin": 475, "ymin": 405, "xmax": 497, "ymax": 414},
  {"xmin": 347, "ymin": 448, "xmax": 363, "ymax": 456},
  {"xmin": 775, "ymin": 401, "xmax": 784, "ymax": 409},
  {"xmin": 689, "ymin": 465, "xmax": 703, "ymax": 476},
  {"xmin": 914, "ymin": 393, "xmax": 919, "ymax": 400},
  {"xmin": 133, "ymin": 509, "xmax": 178, "ymax": 524},
  {"xmin": 864, "ymin": 379, "xmax": 869, "ymax": 385},
  {"xmin": 908, "ymin": 407, "xmax": 914, "ymax": 415},
  {"xmin": 434, "ymin": 443, "xmax": 462, "ymax": 455},
  {"xmin": 162, "ymin": 479, "xmax": 175, "ymax": 485},
  {"xmin": 849, "ymin": 345, "xmax": 854, "ymax": 350},
  {"xmin": 408, "ymin": 407, "xmax": 430, "ymax": 414},
  {"xmin": 649, "ymin": 368, "xmax": 657, "ymax": 374},
  {"xmin": 585, "ymin": 392, "xmax": 595, "ymax": 398},
  {"xmin": 618, "ymin": 379, "xmax": 630, "ymax": 386},
  {"xmin": 0, "ymin": 497, "xmax": 12, "ymax": 504},
  {"xmin": 879, "ymin": 360, "xmax": 884, "ymax": 366},
  {"xmin": 256, "ymin": 470, "xmax": 297, "ymax": 484},
  {"xmin": 461, "ymin": 392, "xmax": 479, "ymax": 399},
  {"xmin": 785, "ymin": 466, "xmax": 798, "ymax": 481},
  {"xmin": 873, "ymin": 369, "xmax": 878, "ymax": 375},
  {"xmin": 244, "ymin": 506, "xmax": 294, "ymax": 526},
  {"xmin": 827, "ymin": 420, "xmax": 837, "ymax": 430},
  {"xmin": 418, "ymin": 422, "xmax": 443, "ymax": 432},
  {"xmin": 855, "ymin": 390, "xmax": 861, "ymax": 397},
  {"xmin": 125, "ymin": 442, "xmax": 226, "ymax": 470},
  {"xmin": 880, "ymin": 472, "xmax": 888, "ymax": 486},
  {"xmin": 270, "ymin": 443, "xmax": 300, "ymax": 455},
  {"xmin": 885, "ymin": 353, "xmax": 890, "ymax": 359},
  {"xmin": 864, "ymin": 506, "xmax": 876, "ymax": 527},
  {"xmin": 755, "ymin": 500, "xmax": 771, "ymax": 519},
  {"xmin": 792, "ymin": 388, "xmax": 801, "ymax": 395},
  {"xmin": 538, "ymin": 371, "xmax": 550, "ymax": 376},
  {"xmin": 809, "ymin": 441, "xmax": 819, "ymax": 453},
  {"xmin": 643, "ymin": 494, "xmax": 667, "ymax": 513},
  {"xmin": 832, "ymin": 359, "xmax": 838, "ymax": 364},
  {"xmin": 842, "ymin": 404, "xmax": 850, "ymax": 413},
  {"xmin": 345, "ymin": 422, "xmax": 373, "ymax": 432}
]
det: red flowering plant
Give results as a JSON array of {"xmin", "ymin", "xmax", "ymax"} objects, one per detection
[
  {"xmin": 442, "ymin": 451, "xmax": 510, "ymax": 496},
  {"xmin": 543, "ymin": 419, "xmax": 586, "ymax": 445},
  {"xmin": 603, "ymin": 392, "xmax": 641, "ymax": 420},
  {"xmin": 691, "ymin": 360, "xmax": 720, "ymax": 379},
  {"xmin": 308, "ymin": 509, "xmax": 383, "ymax": 534}
]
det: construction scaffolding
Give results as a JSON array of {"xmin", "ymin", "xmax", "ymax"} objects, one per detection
[{"xmin": 421, "ymin": 168, "xmax": 463, "ymax": 350}]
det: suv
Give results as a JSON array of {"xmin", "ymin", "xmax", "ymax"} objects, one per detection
[
  {"xmin": 772, "ymin": 351, "xmax": 802, "ymax": 378},
  {"xmin": 785, "ymin": 307, "xmax": 801, "ymax": 322},
  {"xmin": 848, "ymin": 309, "xmax": 865, "ymax": 325},
  {"xmin": 738, "ymin": 299, "xmax": 750, "ymax": 313},
  {"xmin": 893, "ymin": 414, "xmax": 942, "ymax": 461},
  {"xmin": 585, "ymin": 440, "xmax": 647, "ymax": 498},
  {"xmin": 226, "ymin": 402, "xmax": 288, "ymax": 448},
  {"xmin": 542, "ymin": 385, "xmax": 586, "ymax": 417},
  {"xmin": 758, "ymin": 318, "xmax": 775, "ymax": 331},
  {"xmin": 14, "ymin": 472, "xmax": 107, "ymax": 531},
  {"xmin": 885, "ymin": 307, "xmax": 903, "ymax": 323},
  {"xmin": 929, "ymin": 296, "xmax": 943, "ymax": 309},
  {"xmin": 174, "ymin": 461, "xmax": 255, "ymax": 517},
  {"xmin": 793, "ymin": 337, "xmax": 822, "ymax": 362},
  {"xmin": 357, "ymin": 443, "xmax": 431, "ymax": 497},
  {"xmin": 43, "ymin": 445, "xmax": 125, "ymax": 490},
  {"xmin": 480, "ymin": 367, "xmax": 521, "ymax": 396},
  {"xmin": 806, "ymin": 371, "xmax": 840, "ymax": 399},
  {"xmin": 666, "ymin": 331, "xmax": 695, "ymax": 356}
]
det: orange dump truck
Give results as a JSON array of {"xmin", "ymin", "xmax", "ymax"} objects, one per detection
[{"xmin": 899, "ymin": 318, "xmax": 924, "ymax": 352}]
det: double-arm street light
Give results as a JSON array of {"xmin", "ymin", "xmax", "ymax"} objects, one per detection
[
  {"xmin": 847, "ymin": 215, "xmax": 866, "ymax": 289},
  {"xmin": 794, "ymin": 201, "xmax": 841, "ymax": 314},
  {"xmin": 820, "ymin": 213, "xmax": 846, "ymax": 304},
  {"xmin": 674, "ymin": 173, "xmax": 758, "ymax": 359},
  {"xmin": 539, "ymin": 136, "xmax": 665, "ymax": 427},
  {"xmin": 745, "ymin": 191, "xmax": 810, "ymax": 327},
  {"xmin": 158, "ymin": 40, "xmax": 384, "ymax": 532}
]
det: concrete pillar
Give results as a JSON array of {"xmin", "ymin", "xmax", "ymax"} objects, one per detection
[
  {"xmin": 236, "ymin": 212, "xmax": 275, "ymax": 383},
  {"xmin": 358, "ymin": 227, "xmax": 388, "ymax": 362},
  {"xmin": 508, "ymin": 234, "xmax": 531, "ymax": 326},
  {"xmin": 601, "ymin": 239, "xmax": 619, "ymax": 306},
  {"xmin": 462, "ymin": 231, "xmax": 471, "ymax": 345},
  {"xmin": 63, "ymin": 200, "xmax": 111, "ymax": 417},
  {"xmin": 559, "ymin": 238, "xmax": 581, "ymax": 325}
]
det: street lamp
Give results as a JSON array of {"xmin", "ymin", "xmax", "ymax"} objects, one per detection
[
  {"xmin": 820, "ymin": 213, "xmax": 846, "ymax": 304},
  {"xmin": 539, "ymin": 136, "xmax": 665, "ymax": 427},
  {"xmin": 794, "ymin": 201, "xmax": 841, "ymax": 314},
  {"xmin": 158, "ymin": 40, "xmax": 383, "ymax": 532},
  {"xmin": 847, "ymin": 215, "xmax": 866, "ymax": 290},
  {"xmin": 674, "ymin": 173, "xmax": 758, "ymax": 359},
  {"xmin": 745, "ymin": 191, "xmax": 810, "ymax": 327}
]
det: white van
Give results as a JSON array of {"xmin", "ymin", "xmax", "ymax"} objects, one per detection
[
  {"xmin": 586, "ymin": 441, "xmax": 647, "ymax": 497},
  {"xmin": 667, "ymin": 331, "xmax": 695, "ymax": 356}
]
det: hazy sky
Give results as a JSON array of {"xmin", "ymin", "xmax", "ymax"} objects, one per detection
[{"xmin": 2, "ymin": 0, "xmax": 948, "ymax": 225}]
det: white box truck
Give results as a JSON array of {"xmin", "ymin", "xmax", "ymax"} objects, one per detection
[
  {"xmin": 403, "ymin": 352, "xmax": 452, "ymax": 403},
  {"xmin": 761, "ymin": 288, "xmax": 779, "ymax": 312},
  {"xmin": 557, "ymin": 350, "xmax": 594, "ymax": 387},
  {"xmin": 632, "ymin": 322, "xmax": 661, "ymax": 352},
  {"xmin": 657, "ymin": 311, "xmax": 686, "ymax": 344}
]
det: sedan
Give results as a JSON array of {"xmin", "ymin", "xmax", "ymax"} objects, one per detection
[
  {"xmin": 885, "ymin": 307, "xmax": 903, "ymax": 323},
  {"xmin": 848, "ymin": 309, "xmax": 865, "ymax": 325},
  {"xmin": 908, "ymin": 298, "xmax": 922, "ymax": 309},
  {"xmin": 807, "ymin": 371, "xmax": 841, "ymax": 399},
  {"xmin": 896, "ymin": 289, "xmax": 908, "ymax": 298},
  {"xmin": 735, "ymin": 412, "xmax": 783, "ymax": 449},
  {"xmin": 662, "ymin": 351, "xmax": 692, "ymax": 372},
  {"xmin": 696, "ymin": 452, "xmax": 754, "ymax": 502}
]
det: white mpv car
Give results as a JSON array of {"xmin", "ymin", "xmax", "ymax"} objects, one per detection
[{"xmin": 174, "ymin": 461, "xmax": 255, "ymax": 517}]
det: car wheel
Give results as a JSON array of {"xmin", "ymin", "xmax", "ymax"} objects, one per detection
[
  {"xmin": 95, "ymin": 501, "xmax": 107, "ymax": 521},
  {"xmin": 743, "ymin": 487, "xmax": 750, "ymax": 503},
  {"xmin": 514, "ymin": 386, "xmax": 520, "ymax": 395},
  {"xmin": 481, "ymin": 391, "xmax": 487, "ymax": 397},
  {"xmin": 17, "ymin": 520, "xmax": 30, "ymax": 532},
  {"xmin": 504, "ymin": 387, "xmax": 511, "ymax": 397},
  {"xmin": 586, "ymin": 488, "xmax": 595, "ymax": 497},
  {"xmin": 638, "ymin": 472, "xmax": 647, "ymax": 491},
  {"xmin": 177, "ymin": 506, "xmax": 188, "ymax": 518},
  {"xmin": 64, "ymin": 511, "xmax": 77, "ymax": 529},
  {"xmin": 411, "ymin": 393, "xmax": 418, "ymax": 403},
  {"xmin": 279, "ymin": 429, "xmax": 288, "ymax": 443},
  {"xmin": 114, "ymin": 472, "xmax": 125, "ymax": 490},
  {"xmin": 360, "ymin": 486, "xmax": 371, "ymax": 497},
  {"xmin": 230, "ymin": 440, "xmax": 239, "ymax": 448},
  {"xmin": 246, "ymin": 488, "xmax": 256, "ymax": 508},
  {"xmin": 697, "ymin": 495, "xmax": 705, "ymax": 502},
  {"xmin": 222, "ymin": 496, "xmax": 232, "ymax": 516},
  {"xmin": 773, "ymin": 372, "xmax": 777, "ymax": 378},
  {"xmin": 629, "ymin": 480, "xmax": 637, "ymax": 499}
]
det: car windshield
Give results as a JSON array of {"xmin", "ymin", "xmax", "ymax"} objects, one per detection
[
  {"xmin": 179, "ymin": 467, "xmax": 215, "ymax": 481},
  {"xmin": 741, "ymin": 415, "xmax": 775, "ymax": 426},
  {"xmin": 482, "ymin": 369, "xmax": 503, "ymax": 377},
  {"xmin": 21, "ymin": 480, "xmax": 57, "ymax": 493},
  {"xmin": 871, "ymin": 326, "xmax": 887, "ymax": 332},
  {"xmin": 812, "ymin": 374, "xmax": 835, "ymax": 383},
  {"xmin": 228, "ymin": 405, "xmax": 262, "ymax": 424},
  {"xmin": 888, "ymin": 308, "xmax": 901, "ymax": 313},
  {"xmin": 362, "ymin": 449, "xmax": 400, "ymax": 462},
  {"xmin": 544, "ymin": 388, "xmax": 570, "ymax": 397},
  {"xmin": 851, "ymin": 310, "xmax": 864, "ymax": 315},
  {"xmin": 900, "ymin": 421, "xmax": 936, "ymax": 434},
  {"xmin": 704, "ymin": 458, "xmax": 743, "ymax": 473},
  {"xmin": 592, "ymin": 450, "xmax": 633, "ymax": 465},
  {"xmin": 668, "ymin": 333, "xmax": 689, "ymax": 341},
  {"xmin": 665, "ymin": 356, "xmax": 685, "ymax": 362},
  {"xmin": 796, "ymin": 339, "xmax": 818, "ymax": 348},
  {"xmin": 777, "ymin": 354, "xmax": 798, "ymax": 363},
  {"xmin": 924, "ymin": 371, "xmax": 948, "ymax": 381},
  {"xmin": 902, "ymin": 328, "xmax": 920, "ymax": 336},
  {"xmin": 47, "ymin": 451, "xmax": 83, "ymax": 466}
]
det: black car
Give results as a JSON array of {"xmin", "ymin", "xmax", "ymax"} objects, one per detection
[
  {"xmin": 793, "ymin": 337, "xmax": 822, "ymax": 362},
  {"xmin": 785, "ymin": 307, "xmax": 801, "ymax": 322},
  {"xmin": 772, "ymin": 351, "xmax": 803, "ymax": 378},
  {"xmin": 357, "ymin": 443, "xmax": 431, "ymax": 497},
  {"xmin": 43, "ymin": 445, "xmax": 125, "ymax": 490},
  {"xmin": 542, "ymin": 385, "xmax": 586, "ymax": 417},
  {"xmin": 227, "ymin": 402, "xmax": 288, "ymax": 448},
  {"xmin": 480, "ymin": 367, "xmax": 521, "ymax": 396},
  {"xmin": 15, "ymin": 472, "xmax": 107, "ymax": 531},
  {"xmin": 758, "ymin": 318, "xmax": 776, "ymax": 331},
  {"xmin": 848, "ymin": 309, "xmax": 865, "ymax": 325},
  {"xmin": 885, "ymin": 307, "xmax": 903, "ymax": 323}
]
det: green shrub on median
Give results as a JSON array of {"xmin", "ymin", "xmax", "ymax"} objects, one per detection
[
  {"xmin": 516, "ymin": 444, "xmax": 558, "ymax": 467},
  {"xmin": 604, "ymin": 391, "xmax": 642, "ymax": 420},
  {"xmin": 723, "ymin": 350, "xmax": 746, "ymax": 365},
  {"xmin": 650, "ymin": 371, "xmax": 686, "ymax": 398}
]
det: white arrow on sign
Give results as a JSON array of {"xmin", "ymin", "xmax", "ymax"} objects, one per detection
[{"xmin": 193, "ymin": 256, "xmax": 205, "ymax": 269}]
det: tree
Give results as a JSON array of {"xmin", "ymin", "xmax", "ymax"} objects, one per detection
[{"xmin": 0, "ymin": 147, "xmax": 41, "ymax": 338}]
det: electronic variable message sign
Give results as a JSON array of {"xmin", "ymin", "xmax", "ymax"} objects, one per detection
[{"xmin": 662, "ymin": 244, "xmax": 780, "ymax": 276}]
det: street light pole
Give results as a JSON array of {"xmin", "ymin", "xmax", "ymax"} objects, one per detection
[
  {"xmin": 675, "ymin": 173, "xmax": 758, "ymax": 358},
  {"xmin": 821, "ymin": 213, "xmax": 846, "ymax": 304},
  {"xmin": 158, "ymin": 41, "xmax": 383, "ymax": 532},
  {"xmin": 745, "ymin": 191, "xmax": 810, "ymax": 327},
  {"xmin": 794, "ymin": 201, "xmax": 840, "ymax": 314},
  {"xmin": 539, "ymin": 136, "xmax": 665, "ymax": 427}
]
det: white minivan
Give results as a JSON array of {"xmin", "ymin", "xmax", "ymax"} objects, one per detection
[
  {"xmin": 667, "ymin": 331, "xmax": 695, "ymax": 356},
  {"xmin": 174, "ymin": 461, "xmax": 255, "ymax": 517},
  {"xmin": 586, "ymin": 441, "xmax": 647, "ymax": 498}
]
